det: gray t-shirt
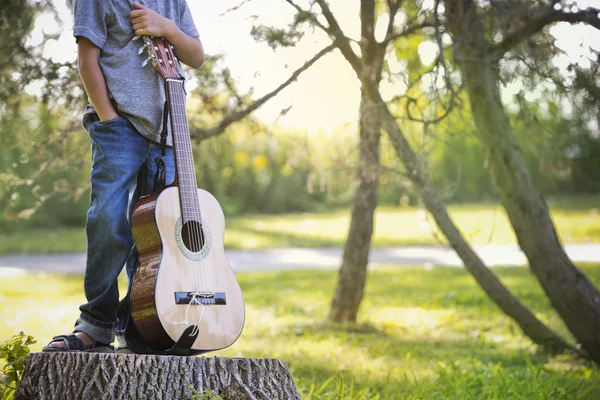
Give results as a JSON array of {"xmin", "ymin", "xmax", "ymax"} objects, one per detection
[{"xmin": 72, "ymin": 0, "xmax": 199, "ymax": 145}]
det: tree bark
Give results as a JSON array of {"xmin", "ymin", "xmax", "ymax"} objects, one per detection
[
  {"xmin": 329, "ymin": 0, "xmax": 383, "ymax": 323},
  {"xmin": 444, "ymin": 0, "xmax": 600, "ymax": 361},
  {"xmin": 15, "ymin": 353, "xmax": 300, "ymax": 400},
  {"xmin": 329, "ymin": 95, "xmax": 381, "ymax": 322},
  {"xmin": 378, "ymin": 103, "xmax": 576, "ymax": 352}
]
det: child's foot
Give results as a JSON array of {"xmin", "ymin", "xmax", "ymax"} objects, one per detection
[{"xmin": 42, "ymin": 331, "xmax": 114, "ymax": 353}]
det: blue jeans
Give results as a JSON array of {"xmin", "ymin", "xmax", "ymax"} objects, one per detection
[{"xmin": 74, "ymin": 116, "xmax": 174, "ymax": 345}]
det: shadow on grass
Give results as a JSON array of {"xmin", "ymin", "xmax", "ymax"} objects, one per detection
[
  {"xmin": 246, "ymin": 332, "xmax": 596, "ymax": 399},
  {"xmin": 239, "ymin": 266, "xmax": 600, "ymax": 316},
  {"xmin": 2, "ymin": 265, "xmax": 600, "ymax": 399}
]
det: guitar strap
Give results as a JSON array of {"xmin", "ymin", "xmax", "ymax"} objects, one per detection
[
  {"xmin": 124, "ymin": 315, "xmax": 203, "ymax": 356},
  {"xmin": 153, "ymin": 100, "xmax": 169, "ymax": 192}
]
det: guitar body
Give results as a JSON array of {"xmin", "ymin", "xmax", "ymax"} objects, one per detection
[
  {"xmin": 130, "ymin": 36, "xmax": 244, "ymax": 352},
  {"xmin": 131, "ymin": 187, "xmax": 245, "ymax": 352}
]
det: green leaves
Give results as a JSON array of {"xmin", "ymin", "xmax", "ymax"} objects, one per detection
[
  {"xmin": 188, "ymin": 386, "xmax": 224, "ymax": 400},
  {"xmin": 0, "ymin": 332, "xmax": 36, "ymax": 400},
  {"xmin": 250, "ymin": 25, "xmax": 305, "ymax": 50}
]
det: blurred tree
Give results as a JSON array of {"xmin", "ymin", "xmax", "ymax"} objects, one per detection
[
  {"xmin": 245, "ymin": 0, "xmax": 576, "ymax": 353},
  {"xmin": 444, "ymin": 0, "xmax": 600, "ymax": 360},
  {"xmin": 0, "ymin": 0, "xmax": 89, "ymax": 228},
  {"xmin": 0, "ymin": 3, "xmax": 334, "ymax": 228}
]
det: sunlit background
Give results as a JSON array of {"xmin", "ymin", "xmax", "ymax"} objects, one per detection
[
  {"xmin": 2, "ymin": 0, "xmax": 600, "ymax": 398},
  {"xmin": 29, "ymin": 0, "xmax": 600, "ymax": 134}
]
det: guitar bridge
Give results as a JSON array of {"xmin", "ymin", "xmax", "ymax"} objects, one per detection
[{"xmin": 174, "ymin": 291, "xmax": 226, "ymax": 305}]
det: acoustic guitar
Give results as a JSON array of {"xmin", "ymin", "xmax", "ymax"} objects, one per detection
[{"xmin": 130, "ymin": 36, "xmax": 245, "ymax": 352}]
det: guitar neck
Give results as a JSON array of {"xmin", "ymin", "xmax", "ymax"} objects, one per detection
[{"xmin": 165, "ymin": 79, "xmax": 201, "ymax": 223}]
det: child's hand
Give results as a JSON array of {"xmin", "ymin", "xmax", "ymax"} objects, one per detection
[{"xmin": 130, "ymin": 2, "xmax": 175, "ymax": 38}]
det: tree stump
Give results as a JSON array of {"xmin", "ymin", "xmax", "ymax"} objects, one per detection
[{"xmin": 15, "ymin": 352, "xmax": 300, "ymax": 400}]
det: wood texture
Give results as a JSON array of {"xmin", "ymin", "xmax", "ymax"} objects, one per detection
[
  {"xmin": 155, "ymin": 187, "xmax": 245, "ymax": 351},
  {"xmin": 15, "ymin": 353, "xmax": 300, "ymax": 400},
  {"xmin": 131, "ymin": 187, "xmax": 245, "ymax": 352},
  {"xmin": 131, "ymin": 193, "xmax": 173, "ymax": 350}
]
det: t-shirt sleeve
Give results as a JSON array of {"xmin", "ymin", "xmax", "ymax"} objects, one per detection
[
  {"xmin": 71, "ymin": 0, "xmax": 109, "ymax": 49},
  {"xmin": 179, "ymin": 0, "xmax": 199, "ymax": 38}
]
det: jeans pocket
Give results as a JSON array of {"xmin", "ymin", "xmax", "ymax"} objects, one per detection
[
  {"xmin": 88, "ymin": 116, "xmax": 126, "ymax": 142},
  {"xmin": 95, "ymin": 116, "xmax": 126, "ymax": 126}
]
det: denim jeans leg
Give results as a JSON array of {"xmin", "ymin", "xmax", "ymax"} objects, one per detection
[
  {"xmin": 114, "ymin": 168, "xmax": 144, "ymax": 348},
  {"xmin": 75, "ymin": 117, "xmax": 149, "ymax": 344},
  {"xmin": 115, "ymin": 144, "xmax": 175, "ymax": 348}
]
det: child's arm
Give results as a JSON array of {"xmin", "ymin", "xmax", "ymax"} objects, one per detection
[
  {"xmin": 130, "ymin": 2, "xmax": 205, "ymax": 69},
  {"xmin": 78, "ymin": 37, "xmax": 119, "ymax": 121}
]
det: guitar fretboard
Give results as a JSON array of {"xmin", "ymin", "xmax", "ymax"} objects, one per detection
[{"xmin": 165, "ymin": 79, "xmax": 201, "ymax": 224}]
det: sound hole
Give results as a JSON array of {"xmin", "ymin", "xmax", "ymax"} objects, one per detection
[{"xmin": 181, "ymin": 220, "xmax": 205, "ymax": 252}]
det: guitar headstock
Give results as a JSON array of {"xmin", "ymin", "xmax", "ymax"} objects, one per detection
[{"xmin": 138, "ymin": 36, "xmax": 183, "ymax": 80}]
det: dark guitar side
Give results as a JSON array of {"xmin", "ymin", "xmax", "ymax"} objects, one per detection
[{"xmin": 130, "ymin": 193, "xmax": 174, "ymax": 350}]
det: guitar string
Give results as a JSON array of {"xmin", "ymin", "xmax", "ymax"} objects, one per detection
[
  {"xmin": 169, "ymin": 80, "xmax": 200, "ymax": 293},
  {"xmin": 168, "ymin": 79, "xmax": 200, "ymax": 329},
  {"xmin": 173, "ymin": 81, "xmax": 210, "ymax": 334},
  {"xmin": 175, "ymin": 81, "xmax": 213, "ymax": 296},
  {"xmin": 153, "ymin": 42, "xmax": 208, "ymax": 338},
  {"xmin": 176, "ymin": 80, "xmax": 216, "ymax": 331},
  {"xmin": 178, "ymin": 82, "xmax": 203, "ymax": 255},
  {"xmin": 172, "ymin": 82, "xmax": 202, "ymax": 253},
  {"xmin": 167, "ymin": 79, "xmax": 201, "ymax": 297},
  {"xmin": 169, "ymin": 80, "xmax": 211, "ymax": 331},
  {"xmin": 171, "ymin": 82, "xmax": 204, "ymax": 294},
  {"xmin": 164, "ymin": 55, "xmax": 201, "ymax": 290},
  {"xmin": 172, "ymin": 82, "xmax": 202, "ymax": 263}
]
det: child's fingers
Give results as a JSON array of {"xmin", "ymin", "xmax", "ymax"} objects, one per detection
[
  {"xmin": 133, "ymin": 2, "xmax": 146, "ymax": 9},
  {"xmin": 130, "ymin": 10, "xmax": 144, "ymax": 18}
]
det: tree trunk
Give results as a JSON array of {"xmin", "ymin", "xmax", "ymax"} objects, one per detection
[
  {"xmin": 445, "ymin": 0, "xmax": 600, "ymax": 362},
  {"xmin": 15, "ymin": 353, "xmax": 300, "ymax": 400},
  {"xmin": 377, "ymin": 101, "xmax": 575, "ymax": 353},
  {"xmin": 329, "ymin": 94, "xmax": 382, "ymax": 323},
  {"xmin": 329, "ymin": 0, "xmax": 383, "ymax": 323},
  {"xmin": 316, "ymin": 0, "xmax": 575, "ymax": 353}
]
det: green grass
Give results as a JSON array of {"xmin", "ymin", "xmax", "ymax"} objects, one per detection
[
  {"xmin": 1, "ymin": 196, "xmax": 599, "ymax": 254},
  {"xmin": 1, "ymin": 264, "xmax": 600, "ymax": 399}
]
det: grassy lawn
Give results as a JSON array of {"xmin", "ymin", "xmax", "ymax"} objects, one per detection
[
  {"xmin": 1, "ymin": 264, "xmax": 599, "ymax": 398},
  {"xmin": 1, "ymin": 196, "xmax": 599, "ymax": 254}
]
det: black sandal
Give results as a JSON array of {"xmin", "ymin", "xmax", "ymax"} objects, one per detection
[{"xmin": 42, "ymin": 332, "xmax": 114, "ymax": 353}]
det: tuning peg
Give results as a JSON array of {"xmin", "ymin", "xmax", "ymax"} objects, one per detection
[
  {"xmin": 142, "ymin": 57, "xmax": 150, "ymax": 67},
  {"xmin": 138, "ymin": 44, "xmax": 147, "ymax": 55},
  {"xmin": 132, "ymin": 35, "xmax": 141, "ymax": 41}
]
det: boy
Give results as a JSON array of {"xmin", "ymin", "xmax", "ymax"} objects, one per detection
[{"xmin": 43, "ymin": 0, "xmax": 204, "ymax": 352}]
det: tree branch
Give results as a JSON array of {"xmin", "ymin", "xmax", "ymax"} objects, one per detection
[
  {"xmin": 189, "ymin": 44, "xmax": 336, "ymax": 141},
  {"xmin": 313, "ymin": 0, "xmax": 363, "ymax": 74},
  {"xmin": 491, "ymin": 6, "xmax": 600, "ymax": 60},
  {"xmin": 382, "ymin": 20, "xmax": 434, "ymax": 44},
  {"xmin": 284, "ymin": 0, "xmax": 329, "ymax": 33},
  {"xmin": 385, "ymin": 0, "xmax": 403, "ymax": 41}
]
